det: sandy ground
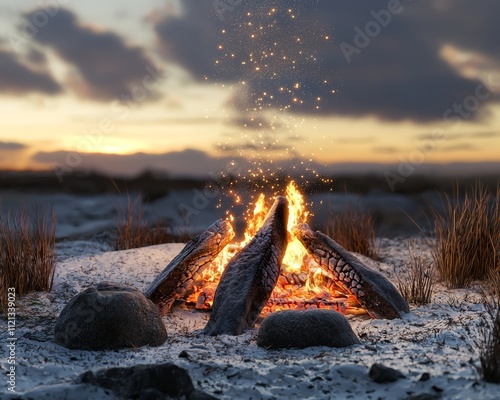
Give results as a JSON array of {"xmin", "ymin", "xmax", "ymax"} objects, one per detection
[{"xmin": 1, "ymin": 238, "xmax": 498, "ymax": 399}]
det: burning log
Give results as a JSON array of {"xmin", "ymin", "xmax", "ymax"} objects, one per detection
[
  {"xmin": 144, "ymin": 219, "xmax": 234, "ymax": 315},
  {"xmin": 203, "ymin": 196, "xmax": 289, "ymax": 336},
  {"xmin": 293, "ymin": 223, "xmax": 409, "ymax": 319}
]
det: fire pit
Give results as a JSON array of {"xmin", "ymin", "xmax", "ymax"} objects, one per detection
[{"xmin": 144, "ymin": 182, "xmax": 409, "ymax": 335}]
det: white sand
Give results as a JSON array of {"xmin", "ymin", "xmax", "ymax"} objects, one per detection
[{"xmin": 1, "ymin": 238, "xmax": 498, "ymax": 399}]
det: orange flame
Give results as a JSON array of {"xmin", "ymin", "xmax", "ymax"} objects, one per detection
[
  {"xmin": 281, "ymin": 181, "xmax": 309, "ymax": 274},
  {"xmin": 186, "ymin": 181, "xmax": 364, "ymax": 315}
]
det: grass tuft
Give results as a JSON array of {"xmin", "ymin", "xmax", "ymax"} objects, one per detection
[
  {"xmin": 114, "ymin": 195, "xmax": 189, "ymax": 250},
  {"xmin": 397, "ymin": 241, "xmax": 434, "ymax": 305},
  {"xmin": 325, "ymin": 207, "xmax": 378, "ymax": 259},
  {"xmin": 431, "ymin": 184, "xmax": 500, "ymax": 288},
  {"xmin": 0, "ymin": 207, "xmax": 56, "ymax": 311}
]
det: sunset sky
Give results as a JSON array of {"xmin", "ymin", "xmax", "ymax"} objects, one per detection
[{"xmin": 0, "ymin": 0, "xmax": 499, "ymax": 177}]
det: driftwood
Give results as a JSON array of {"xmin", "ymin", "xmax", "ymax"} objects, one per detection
[
  {"xmin": 144, "ymin": 219, "xmax": 234, "ymax": 315},
  {"xmin": 203, "ymin": 196, "xmax": 289, "ymax": 335},
  {"xmin": 293, "ymin": 223, "xmax": 409, "ymax": 319}
]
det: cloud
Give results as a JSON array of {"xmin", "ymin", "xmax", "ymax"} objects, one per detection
[
  {"xmin": 419, "ymin": 1, "xmax": 500, "ymax": 64},
  {"xmin": 154, "ymin": 0, "xmax": 498, "ymax": 122},
  {"xmin": 338, "ymin": 136, "xmax": 376, "ymax": 144},
  {"xmin": 32, "ymin": 148, "xmax": 500, "ymax": 178},
  {"xmin": 33, "ymin": 148, "xmax": 323, "ymax": 178},
  {"xmin": 415, "ymin": 131, "xmax": 499, "ymax": 141},
  {"xmin": 441, "ymin": 143, "xmax": 479, "ymax": 152},
  {"xmin": 0, "ymin": 141, "xmax": 27, "ymax": 150},
  {"xmin": 32, "ymin": 149, "xmax": 233, "ymax": 177},
  {"xmin": 154, "ymin": 3, "xmax": 224, "ymax": 81},
  {"xmin": 23, "ymin": 8, "xmax": 161, "ymax": 101},
  {"xmin": 372, "ymin": 146, "xmax": 399, "ymax": 154},
  {"xmin": 0, "ymin": 141, "xmax": 28, "ymax": 165},
  {"xmin": 473, "ymin": 131, "xmax": 499, "ymax": 139},
  {"xmin": 0, "ymin": 49, "xmax": 61, "ymax": 95},
  {"xmin": 229, "ymin": 115, "xmax": 282, "ymax": 130},
  {"xmin": 215, "ymin": 141, "xmax": 289, "ymax": 154}
]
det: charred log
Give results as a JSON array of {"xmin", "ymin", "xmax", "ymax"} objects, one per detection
[
  {"xmin": 203, "ymin": 196, "xmax": 289, "ymax": 336},
  {"xmin": 293, "ymin": 223, "xmax": 409, "ymax": 319},
  {"xmin": 144, "ymin": 219, "xmax": 234, "ymax": 315}
]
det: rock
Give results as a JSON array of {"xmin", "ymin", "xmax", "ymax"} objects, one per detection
[
  {"xmin": 178, "ymin": 350, "xmax": 190, "ymax": 358},
  {"xmin": 368, "ymin": 363, "xmax": 405, "ymax": 383},
  {"xmin": 419, "ymin": 372, "xmax": 431, "ymax": 381},
  {"xmin": 55, "ymin": 282, "xmax": 167, "ymax": 350},
  {"xmin": 407, "ymin": 394, "xmax": 440, "ymax": 400},
  {"xmin": 79, "ymin": 363, "xmax": 217, "ymax": 400},
  {"xmin": 256, "ymin": 309, "xmax": 360, "ymax": 349}
]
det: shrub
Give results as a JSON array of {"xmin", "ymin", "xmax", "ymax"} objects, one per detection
[
  {"xmin": 114, "ymin": 195, "xmax": 188, "ymax": 250},
  {"xmin": 431, "ymin": 185, "xmax": 500, "ymax": 288},
  {"xmin": 397, "ymin": 241, "xmax": 434, "ymax": 305},
  {"xmin": 0, "ymin": 207, "xmax": 56, "ymax": 311},
  {"xmin": 325, "ymin": 207, "xmax": 378, "ymax": 259}
]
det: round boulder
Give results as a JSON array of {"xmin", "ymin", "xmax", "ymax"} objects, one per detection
[
  {"xmin": 257, "ymin": 309, "xmax": 360, "ymax": 349},
  {"xmin": 55, "ymin": 282, "xmax": 167, "ymax": 350}
]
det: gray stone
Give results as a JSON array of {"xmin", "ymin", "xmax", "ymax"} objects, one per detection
[
  {"xmin": 407, "ymin": 394, "xmax": 441, "ymax": 400},
  {"xmin": 257, "ymin": 309, "xmax": 361, "ymax": 349},
  {"xmin": 55, "ymin": 282, "xmax": 167, "ymax": 350},
  {"xmin": 368, "ymin": 363, "xmax": 405, "ymax": 383},
  {"xmin": 79, "ymin": 363, "xmax": 217, "ymax": 399}
]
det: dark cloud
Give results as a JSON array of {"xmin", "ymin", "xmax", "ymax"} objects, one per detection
[
  {"xmin": 26, "ymin": 48, "xmax": 47, "ymax": 65},
  {"xmin": 414, "ymin": 1, "xmax": 500, "ymax": 64},
  {"xmin": 0, "ymin": 49, "xmax": 61, "ymax": 95},
  {"xmin": 154, "ymin": 0, "xmax": 498, "ymax": 122},
  {"xmin": 154, "ymin": 3, "xmax": 221, "ymax": 80},
  {"xmin": 229, "ymin": 115, "xmax": 282, "ymax": 130},
  {"xmin": 23, "ymin": 8, "xmax": 161, "ymax": 101},
  {"xmin": 0, "ymin": 141, "xmax": 27, "ymax": 150}
]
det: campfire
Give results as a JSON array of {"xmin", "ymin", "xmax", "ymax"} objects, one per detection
[
  {"xmin": 144, "ymin": 182, "xmax": 409, "ymax": 336},
  {"xmin": 186, "ymin": 182, "xmax": 360, "ymax": 315}
]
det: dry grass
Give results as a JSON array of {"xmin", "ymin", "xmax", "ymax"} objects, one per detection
[
  {"xmin": 431, "ymin": 185, "xmax": 500, "ymax": 288},
  {"xmin": 114, "ymin": 195, "xmax": 189, "ymax": 250},
  {"xmin": 397, "ymin": 241, "xmax": 434, "ymax": 305},
  {"xmin": 325, "ymin": 207, "xmax": 378, "ymax": 259},
  {"xmin": 478, "ymin": 269, "xmax": 500, "ymax": 383},
  {"xmin": 0, "ymin": 207, "xmax": 56, "ymax": 311}
]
